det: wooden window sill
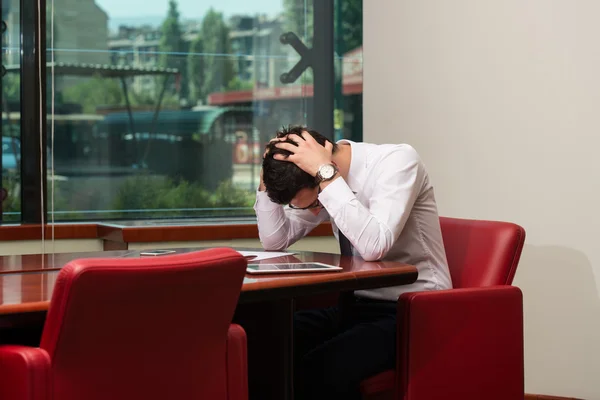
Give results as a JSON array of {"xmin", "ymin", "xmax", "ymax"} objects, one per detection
[{"xmin": 0, "ymin": 220, "xmax": 334, "ymax": 249}]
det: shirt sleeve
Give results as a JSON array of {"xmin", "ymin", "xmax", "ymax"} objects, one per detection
[
  {"xmin": 254, "ymin": 190, "xmax": 329, "ymax": 251},
  {"xmin": 318, "ymin": 146, "xmax": 425, "ymax": 261}
]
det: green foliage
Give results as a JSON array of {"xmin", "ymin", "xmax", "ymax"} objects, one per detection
[
  {"xmin": 0, "ymin": 175, "xmax": 78, "ymax": 222},
  {"xmin": 2, "ymin": 174, "xmax": 20, "ymax": 222},
  {"xmin": 199, "ymin": 9, "xmax": 236, "ymax": 100},
  {"xmin": 227, "ymin": 76, "xmax": 254, "ymax": 91},
  {"xmin": 128, "ymin": 81, "xmax": 181, "ymax": 108},
  {"xmin": 112, "ymin": 175, "xmax": 206, "ymax": 211},
  {"xmin": 282, "ymin": 0, "xmax": 363, "ymax": 53},
  {"xmin": 188, "ymin": 36, "xmax": 205, "ymax": 103},
  {"xmin": 338, "ymin": 0, "xmax": 363, "ymax": 53},
  {"xmin": 59, "ymin": 75, "xmax": 180, "ymax": 112},
  {"xmin": 61, "ymin": 75, "xmax": 124, "ymax": 113},
  {"xmin": 111, "ymin": 175, "xmax": 254, "ymax": 219},
  {"xmin": 283, "ymin": 0, "xmax": 314, "ymax": 44},
  {"xmin": 213, "ymin": 180, "xmax": 254, "ymax": 208},
  {"xmin": 159, "ymin": 0, "xmax": 184, "ymax": 68},
  {"xmin": 2, "ymin": 74, "xmax": 20, "ymax": 104},
  {"xmin": 159, "ymin": 0, "xmax": 189, "ymax": 100}
]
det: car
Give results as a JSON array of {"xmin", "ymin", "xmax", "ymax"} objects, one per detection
[{"xmin": 2, "ymin": 136, "xmax": 20, "ymax": 172}]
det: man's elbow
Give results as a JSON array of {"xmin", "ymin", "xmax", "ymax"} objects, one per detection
[
  {"xmin": 361, "ymin": 253, "xmax": 382, "ymax": 262},
  {"xmin": 359, "ymin": 247, "xmax": 388, "ymax": 262},
  {"xmin": 262, "ymin": 243, "xmax": 286, "ymax": 252},
  {"xmin": 358, "ymin": 237, "xmax": 393, "ymax": 261},
  {"xmin": 259, "ymin": 237, "xmax": 288, "ymax": 252}
]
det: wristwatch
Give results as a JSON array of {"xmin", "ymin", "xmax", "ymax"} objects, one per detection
[{"xmin": 315, "ymin": 163, "xmax": 339, "ymax": 184}]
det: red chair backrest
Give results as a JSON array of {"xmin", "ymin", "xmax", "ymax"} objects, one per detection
[
  {"xmin": 40, "ymin": 248, "xmax": 246, "ymax": 400},
  {"xmin": 440, "ymin": 217, "xmax": 525, "ymax": 289}
]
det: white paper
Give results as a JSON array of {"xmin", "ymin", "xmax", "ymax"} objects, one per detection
[{"xmin": 237, "ymin": 250, "xmax": 296, "ymax": 261}]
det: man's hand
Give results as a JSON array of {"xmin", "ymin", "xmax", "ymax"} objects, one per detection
[{"xmin": 273, "ymin": 131, "xmax": 333, "ymax": 177}]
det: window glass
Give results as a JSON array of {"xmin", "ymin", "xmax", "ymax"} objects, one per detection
[
  {"xmin": 1, "ymin": 2, "xmax": 22, "ymax": 222},
  {"xmin": 45, "ymin": 0, "xmax": 363, "ymax": 222},
  {"xmin": 335, "ymin": 0, "xmax": 363, "ymax": 142}
]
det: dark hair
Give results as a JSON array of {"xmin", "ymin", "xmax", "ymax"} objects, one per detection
[{"xmin": 262, "ymin": 125, "xmax": 338, "ymax": 204}]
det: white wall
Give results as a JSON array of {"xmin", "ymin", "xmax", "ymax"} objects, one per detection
[{"xmin": 364, "ymin": 1, "xmax": 600, "ymax": 398}]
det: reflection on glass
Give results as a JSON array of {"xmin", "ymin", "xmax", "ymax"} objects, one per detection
[
  {"xmin": 1, "ymin": 2, "xmax": 22, "ymax": 223},
  {"xmin": 44, "ymin": 0, "xmax": 362, "ymax": 221}
]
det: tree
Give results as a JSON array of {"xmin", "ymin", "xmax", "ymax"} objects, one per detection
[
  {"xmin": 282, "ymin": 0, "xmax": 363, "ymax": 54},
  {"xmin": 199, "ymin": 9, "xmax": 236, "ymax": 100},
  {"xmin": 227, "ymin": 76, "xmax": 254, "ymax": 91},
  {"xmin": 159, "ymin": 0, "xmax": 188, "ymax": 100},
  {"xmin": 283, "ymin": 0, "xmax": 314, "ymax": 44},
  {"xmin": 187, "ymin": 35, "xmax": 205, "ymax": 104},
  {"xmin": 61, "ymin": 75, "xmax": 123, "ymax": 113},
  {"xmin": 2, "ymin": 74, "xmax": 20, "ymax": 104},
  {"xmin": 339, "ymin": 0, "xmax": 363, "ymax": 53}
]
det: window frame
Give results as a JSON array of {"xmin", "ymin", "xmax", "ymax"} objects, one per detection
[
  {"xmin": 19, "ymin": 0, "xmax": 48, "ymax": 223},
  {"xmin": 14, "ymin": 0, "xmax": 335, "ymax": 224}
]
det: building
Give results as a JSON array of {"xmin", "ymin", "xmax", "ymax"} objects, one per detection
[
  {"xmin": 108, "ymin": 26, "xmax": 163, "ymax": 94},
  {"xmin": 228, "ymin": 14, "xmax": 286, "ymax": 89},
  {"xmin": 107, "ymin": 14, "xmax": 286, "ymax": 102},
  {"xmin": 3, "ymin": 0, "xmax": 109, "ymax": 66}
]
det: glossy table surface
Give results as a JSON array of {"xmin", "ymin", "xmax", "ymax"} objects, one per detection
[{"xmin": 0, "ymin": 248, "xmax": 418, "ymax": 315}]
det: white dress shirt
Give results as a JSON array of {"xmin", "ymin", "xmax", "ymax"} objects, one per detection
[{"xmin": 254, "ymin": 140, "xmax": 452, "ymax": 301}]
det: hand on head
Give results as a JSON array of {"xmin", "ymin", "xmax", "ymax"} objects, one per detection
[
  {"xmin": 260, "ymin": 125, "xmax": 335, "ymax": 201},
  {"xmin": 271, "ymin": 131, "xmax": 333, "ymax": 177}
]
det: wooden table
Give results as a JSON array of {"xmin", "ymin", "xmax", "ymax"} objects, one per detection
[
  {"xmin": 0, "ymin": 248, "xmax": 417, "ymax": 313},
  {"xmin": 0, "ymin": 248, "xmax": 418, "ymax": 400}
]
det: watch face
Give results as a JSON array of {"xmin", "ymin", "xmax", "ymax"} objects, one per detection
[{"xmin": 320, "ymin": 164, "xmax": 336, "ymax": 179}]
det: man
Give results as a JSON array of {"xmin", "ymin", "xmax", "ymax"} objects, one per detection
[{"xmin": 254, "ymin": 125, "xmax": 452, "ymax": 400}]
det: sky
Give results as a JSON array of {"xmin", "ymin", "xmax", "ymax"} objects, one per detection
[{"xmin": 96, "ymin": 0, "xmax": 284, "ymax": 19}]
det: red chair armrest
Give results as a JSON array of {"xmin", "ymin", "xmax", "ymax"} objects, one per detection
[
  {"xmin": 0, "ymin": 345, "xmax": 50, "ymax": 400},
  {"xmin": 397, "ymin": 285, "xmax": 524, "ymax": 400},
  {"xmin": 226, "ymin": 324, "xmax": 248, "ymax": 400}
]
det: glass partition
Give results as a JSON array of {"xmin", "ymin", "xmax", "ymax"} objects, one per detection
[
  {"xmin": 46, "ymin": 0, "xmax": 316, "ymax": 221},
  {"xmin": 1, "ymin": 1, "xmax": 22, "ymax": 223}
]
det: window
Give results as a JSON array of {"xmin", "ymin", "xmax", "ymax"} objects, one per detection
[
  {"xmin": 1, "ymin": 2, "xmax": 22, "ymax": 222},
  {"xmin": 2, "ymin": 0, "xmax": 362, "ymax": 223}
]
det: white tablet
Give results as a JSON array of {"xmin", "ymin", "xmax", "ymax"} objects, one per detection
[
  {"xmin": 246, "ymin": 262, "xmax": 342, "ymax": 274},
  {"xmin": 140, "ymin": 249, "xmax": 177, "ymax": 256}
]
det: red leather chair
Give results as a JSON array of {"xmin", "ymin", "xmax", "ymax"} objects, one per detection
[
  {"xmin": 360, "ymin": 216, "xmax": 526, "ymax": 400},
  {"xmin": 0, "ymin": 247, "xmax": 249, "ymax": 400}
]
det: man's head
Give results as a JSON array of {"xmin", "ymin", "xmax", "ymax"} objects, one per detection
[{"xmin": 262, "ymin": 125, "xmax": 337, "ymax": 207}]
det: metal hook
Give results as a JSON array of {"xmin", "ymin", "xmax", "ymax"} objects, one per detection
[{"xmin": 279, "ymin": 32, "xmax": 313, "ymax": 84}]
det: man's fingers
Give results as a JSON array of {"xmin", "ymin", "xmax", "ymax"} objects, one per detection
[
  {"xmin": 300, "ymin": 131, "xmax": 315, "ymax": 143},
  {"xmin": 273, "ymin": 153, "xmax": 293, "ymax": 162},
  {"xmin": 264, "ymin": 136, "xmax": 287, "ymax": 157},
  {"xmin": 324, "ymin": 140, "xmax": 333, "ymax": 151},
  {"xmin": 286, "ymin": 133, "xmax": 305, "ymax": 144},
  {"xmin": 274, "ymin": 142, "xmax": 299, "ymax": 152}
]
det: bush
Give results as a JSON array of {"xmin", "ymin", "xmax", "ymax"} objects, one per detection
[
  {"xmin": 2, "ymin": 173, "xmax": 20, "ymax": 222},
  {"xmin": 1, "ymin": 174, "xmax": 256, "ymax": 222},
  {"xmin": 111, "ymin": 175, "xmax": 255, "ymax": 219}
]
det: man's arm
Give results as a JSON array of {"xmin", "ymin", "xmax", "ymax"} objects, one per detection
[
  {"xmin": 254, "ymin": 191, "xmax": 328, "ymax": 251},
  {"xmin": 318, "ymin": 146, "xmax": 425, "ymax": 261}
]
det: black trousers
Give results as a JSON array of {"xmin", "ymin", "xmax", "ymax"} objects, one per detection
[{"xmin": 293, "ymin": 297, "xmax": 397, "ymax": 400}]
